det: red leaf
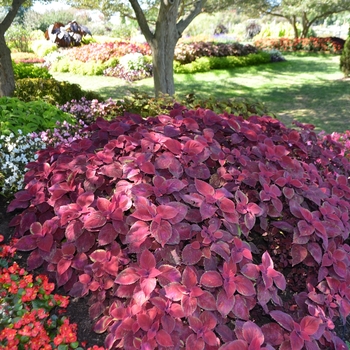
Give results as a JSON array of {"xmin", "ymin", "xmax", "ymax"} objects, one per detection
[
  {"xmin": 261, "ymin": 322, "xmax": 284, "ymax": 346},
  {"xmin": 300, "ymin": 316, "xmax": 321, "ymax": 336},
  {"xmin": 65, "ymin": 220, "xmax": 84, "ymax": 241},
  {"xmin": 84, "ymin": 211, "xmax": 107, "ymax": 230},
  {"xmin": 219, "ymin": 340, "xmax": 248, "ymax": 350},
  {"xmin": 197, "ymin": 291, "xmax": 217, "ymax": 311},
  {"xmin": 184, "ymin": 139, "xmax": 205, "ymax": 156},
  {"xmin": 199, "ymin": 311, "xmax": 218, "ymax": 329},
  {"xmin": 195, "ymin": 178, "xmax": 215, "ymax": 197},
  {"xmin": 76, "ymin": 191, "xmax": 94, "ymax": 209},
  {"xmin": 291, "ymin": 244, "xmax": 308, "ymax": 266},
  {"xmin": 200, "ymin": 271, "xmax": 223, "ymax": 288},
  {"xmin": 164, "ymin": 139, "xmax": 182, "ymax": 154},
  {"xmin": 242, "ymin": 321, "xmax": 264, "ymax": 346},
  {"xmin": 93, "ymin": 316, "xmax": 113, "ymax": 334},
  {"xmin": 216, "ymin": 290, "xmax": 234, "ymax": 316},
  {"xmin": 115, "ymin": 267, "xmax": 140, "ymax": 285},
  {"xmin": 137, "ymin": 313, "xmax": 152, "ymax": 331},
  {"xmin": 157, "ymin": 265, "xmax": 181, "ymax": 286},
  {"xmin": 186, "ymin": 334, "xmax": 205, "ymax": 350},
  {"xmin": 200, "ymin": 202, "xmax": 217, "ymax": 220},
  {"xmin": 37, "ymin": 234, "xmax": 53, "ymax": 252},
  {"xmin": 156, "ymin": 205, "xmax": 179, "ymax": 220},
  {"xmin": 219, "ymin": 197, "xmax": 236, "ymax": 213},
  {"xmin": 235, "ymin": 275, "xmax": 256, "ymax": 296},
  {"xmin": 188, "ymin": 315, "xmax": 203, "ymax": 332},
  {"xmin": 203, "ymin": 330, "xmax": 218, "ymax": 346},
  {"xmin": 232, "ymin": 294, "xmax": 250, "ymax": 320},
  {"xmin": 15, "ymin": 235, "xmax": 37, "ymax": 251},
  {"xmin": 57, "ymin": 258, "xmax": 71, "ymax": 275},
  {"xmin": 98, "ymin": 223, "xmax": 118, "ymax": 246},
  {"xmin": 182, "ymin": 266, "xmax": 198, "ymax": 288},
  {"xmin": 307, "ymin": 242, "xmax": 322, "ymax": 264},
  {"xmin": 150, "ymin": 219, "xmax": 172, "ymax": 247},
  {"xmin": 140, "ymin": 249, "xmax": 156, "ymax": 270},
  {"xmin": 27, "ymin": 249, "xmax": 44, "ymax": 270},
  {"xmin": 290, "ymin": 330, "xmax": 304, "ymax": 350},
  {"xmin": 30, "ymin": 222, "xmax": 42, "ymax": 235},
  {"xmin": 166, "ymin": 202, "xmax": 188, "ymax": 224},
  {"xmin": 182, "ymin": 244, "xmax": 202, "ymax": 265},
  {"xmin": 76, "ymin": 230, "xmax": 95, "ymax": 253},
  {"xmin": 156, "ymin": 329, "xmax": 174, "ymax": 347},
  {"xmin": 270, "ymin": 310, "xmax": 294, "ymax": 332},
  {"xmin": 131, "ymin": 196, "xmax": 156, "ymax": 221},
  {"xmin": 164, "ymin": 282, "xmax": 185, "ymax": 301}
]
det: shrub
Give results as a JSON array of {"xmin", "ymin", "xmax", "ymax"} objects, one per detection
[
  {"xmin": 174, "ymin": 41, "xmax": 258, "ymax": 64},
  {"xmin": 254, "ymin": 37, "xmax": 344, "ymax": 53},
  {"xmin": 31, "ymin": 39, "xmax": 59, "ymax": 58},
  {"xmin": 0, "ymin": 97, "xmax": 75, "ymax": 137},
  {"xmin": 14, "ymin": 78, "xmax": 102, "ymax": 105},
  {"xmin": 8, "ymin": 106, "xmax": 350, "ymax": 349},
  {"xmin": 65, "ymin": 41, "xmax": 152, "ymax": 63},
  {"xmin": 49, "ymin": 55, "xmax": 117, "ymax": 76},
  {"xmin": 5, "ymin": 24, "xmax": 33, "ymax": 53},
  {"xmin": 340, "ymin": 35, "xmax": 350, "ymax": 77},
  {"xmin": 174, "ymin": 52, "xmax": 272, "ymax": 74},
  {"xmin": 13, "ymin": 62, "xmax": 52, "ymax": 80}
]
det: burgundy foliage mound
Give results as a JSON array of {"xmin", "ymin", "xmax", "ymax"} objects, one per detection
[{"xmin": 7, "ymin": 105, "xmax": 350, "ymax": 350}]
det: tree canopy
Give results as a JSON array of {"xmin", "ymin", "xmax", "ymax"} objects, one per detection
[{"xmin": 235, "ymin": 0, "xmax": 350, "ymax": 38}]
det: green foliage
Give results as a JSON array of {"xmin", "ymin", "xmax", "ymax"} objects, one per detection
[
  {"xmin": 49, "ymin": 55, "xmax": 113, "ymax": 75},
  {"xmin": 112, "ymin": 88, "xmax": 272, "ymax": 119},
  {"xmin": 254, "ymin": 37, "xmax": 344, "ymax": 53},
  {"xmin": 174, "ymin": 52, "xmax": 272, "ymax": 74},
  {"xmin": 13, "ymin": 62, "xmax": 52, "ymax": 79},
  {"xmin": 5, "ymin": 24, "xmax": 33, "ymax": 53},
  {"xmin": 14, "ymin": 78, "xmax": 102, "ymax": 105},
  {"xmin": 340, "ymin": 35, "xmax": 350, "ymax": 77},
  {"xmin": 31, "ymin": 39, "xmax": 58, "ymax": 57},
  {"xmin": 0, "ymin": 97, "xmax": 75, "ymax": 137}
]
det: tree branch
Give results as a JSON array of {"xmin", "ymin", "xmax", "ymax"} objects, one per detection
[
  {"xmin": 0, "ymin": 0, "xmax": 26, "ymax": 32},
  {"xmin": 177, "ymin": 0, "xmax": 207, "ymax": 35},
  {"xmin": 128, "ymin": 0, "xmax": 154, "ymax": 42}
]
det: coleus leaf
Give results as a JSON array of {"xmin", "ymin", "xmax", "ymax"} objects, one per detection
[
  {"xmin": 98, "ymin": 223, "xmax": 118, "ymax": 246},
  {"xmin": 115, "ymin": 267, "xmax": 140, "ymax": 285},
  {"xmin": 200, "ymin": 270, "xmax": 223, "ymax": 288},
  {"xmin": 269, "ymin": 310, "xmax": 294, "ymax": 332},
  {"xmin": 150, "ymin": 219, "xmax": 172, "ymax": 247}
]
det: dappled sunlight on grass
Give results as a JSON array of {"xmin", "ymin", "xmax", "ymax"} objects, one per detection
[{"xmin": 52, "ymin": 54, "xmax": 349, "ymax": 134}]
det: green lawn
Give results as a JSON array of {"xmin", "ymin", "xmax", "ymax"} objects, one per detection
[{"xmin": 52, "ymin": 53, "xmax": 350, "ymax": 134}]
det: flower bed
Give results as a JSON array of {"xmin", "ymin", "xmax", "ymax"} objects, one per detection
[{"xmin": 5, "ymin": 103, "xmax": 350, "ymax": 349}]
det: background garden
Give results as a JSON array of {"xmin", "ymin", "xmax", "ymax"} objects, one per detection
[{"xmin": 1, "ymin": 1, "xmax": 350, "ymax": 349}]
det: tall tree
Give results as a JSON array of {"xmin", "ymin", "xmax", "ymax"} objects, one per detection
[
  {"xmin": 0, "ymin": 0, "xmax": 51, "ymax": 96},
  {"xmin": 0, "ymin": 0, "xmax": 27, "ymax": 97},
  {"xmin": 236, "ymin": 0, "xmax": 350, "ymax": 39},
  {"xmin": 67, "ymin": 0, "xmax": 235, "ymax": 96}
]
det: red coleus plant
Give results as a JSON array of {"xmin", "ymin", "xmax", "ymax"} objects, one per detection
[{"xmin": 7, "ymin": 104, "xmax": 350, "ymax": 349}]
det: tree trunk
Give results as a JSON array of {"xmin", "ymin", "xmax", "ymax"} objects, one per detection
[
  {"xmin": 289, "ymin": 15, "xmax": 299, "ymax": 39},
  {"xmin": 0, "ymin": 32, "xmax": 15, "ymax": 97},
  {"xmin": 129, "ymin": 0, "xmax": 206, "ymax": 96},
  {"xmin": 150, "ymin": 1, "xmax": 181, "ymax": 96},
  {"xmin": 0, "ymin": 0, "xmax": 27, "ymax": 97},
  {"xmin": 301, "ymin": 12, "xmax": 310, "ymax": 38}
]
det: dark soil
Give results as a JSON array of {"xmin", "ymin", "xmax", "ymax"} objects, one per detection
[
  {"xmin": 0, "ymin": 195, "xmax": 106, "ymax": 349},
  {"xmin": 1, "ymin": 194, "xmax": 350, "ymax": 349}
]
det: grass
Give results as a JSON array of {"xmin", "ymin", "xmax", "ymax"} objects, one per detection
[{"xmin": 51, "ymin": 53, "xmax": 350, "ymax": 134}]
